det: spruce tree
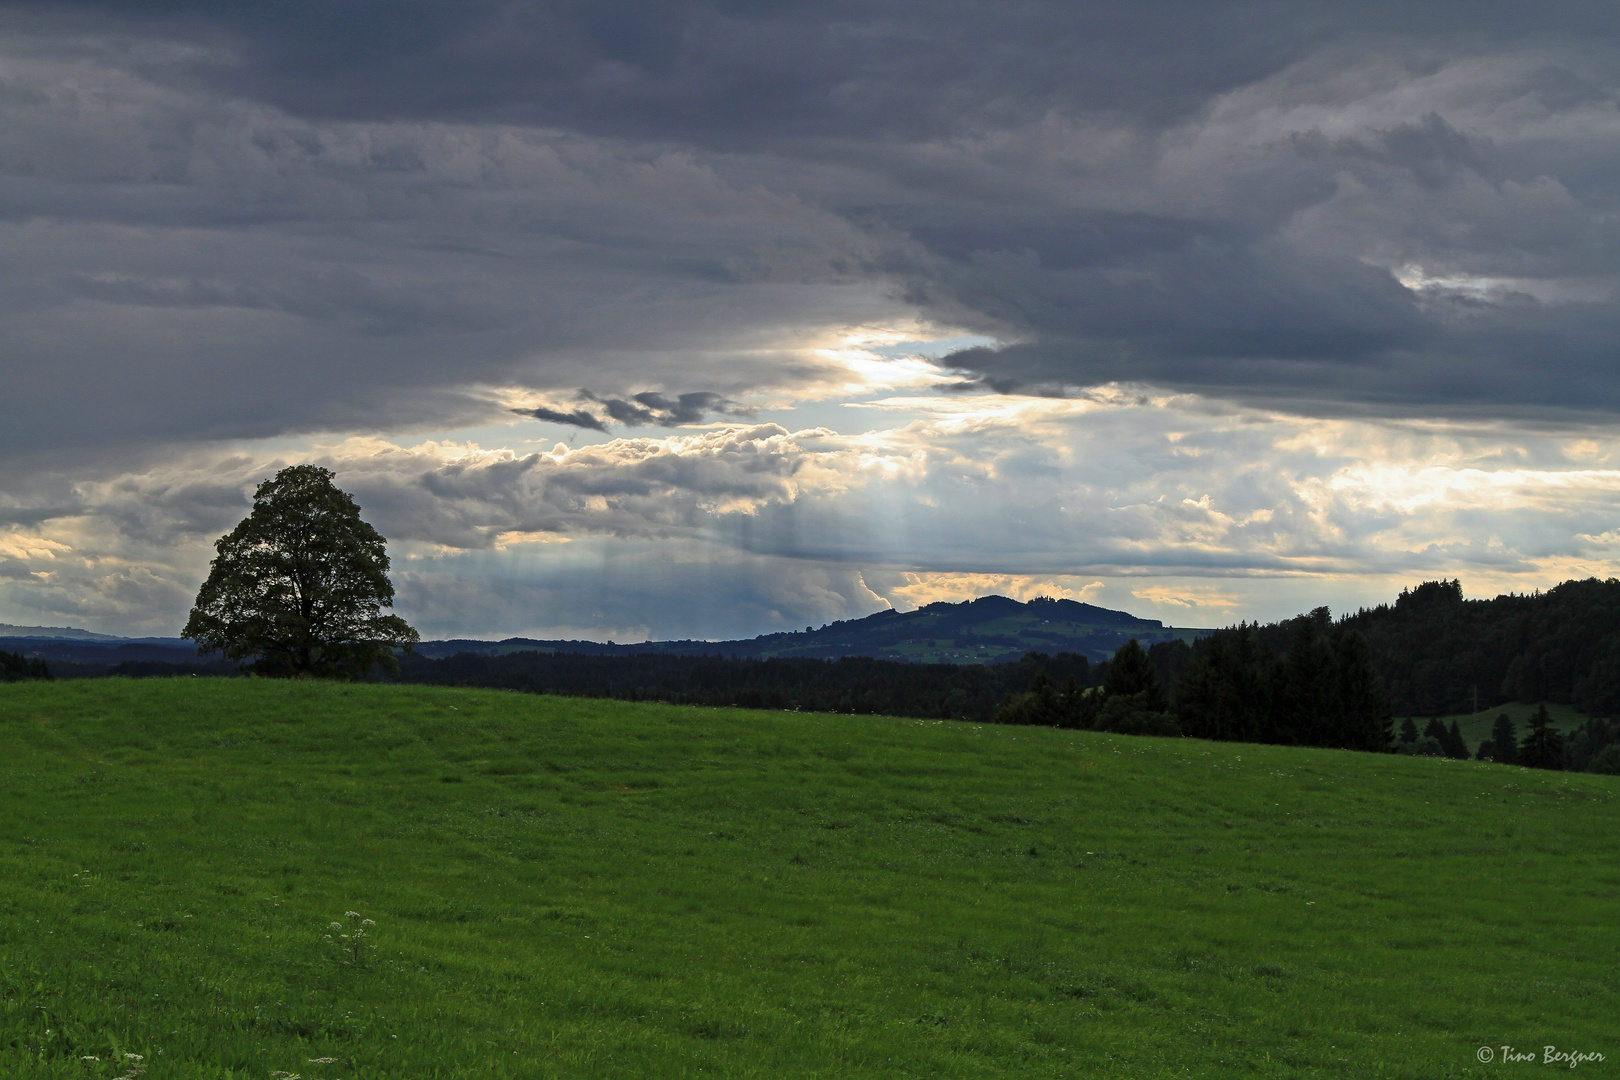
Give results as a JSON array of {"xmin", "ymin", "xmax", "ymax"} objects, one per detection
[
  {"xmin": 1519, "ymin": 705, "xmax": 1565, "ymax": 770},
  {"xmin": 1489, "ymin": 713, "xmax": 1518, "ymax": 765},
  {"xmin": 1277, "ymin": 616, "xmax": 1335, "ymax": 745},
  {"xmin": 1444, "ymin": 720, "xmax": 1469, "ymax": 760},
  {"xmin": 1102, "ymin": 639, "xmax": 1165, "ymax": 710},
  {"xmin": 1399, "ymin": 717, "xmax": 1419, "ymax": 744},
  {"xmin": 1172, "ymin": 624, "xmax": 1269, "ymax": 743},
  {"xmin": 1331, "ymin": 628, "xmax": 1392, "ymax": 751}
]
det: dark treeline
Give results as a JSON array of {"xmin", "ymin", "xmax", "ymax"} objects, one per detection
[
  {"xmin": 1332, "ymin": 578, "xmax": 1620, "ymax": 716},
  {"xmin": 388, "ymin": 648, "xmax": 1095, "ymax": 723},
  {"xmin": 35, "ymin": 658, "xmax": 237, "ymax": 679},
  {"xmin": 991, "ymin": 616, "xmax": 1391, "ymax": 753},
  {"xmin": 1, "ymin": 649, "xmax": 52, "ymax": 682},
  {"xmin": 1170, "ymin": 612, "xmax": 1391, "ymax": 750}
]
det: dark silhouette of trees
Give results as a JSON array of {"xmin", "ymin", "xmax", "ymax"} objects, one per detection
[
  {"xmin": 1102, "ymin": 638, "xmax": 1166, "ymax": 708},
  {"xmin": 1443, "ymin": 720, "xmax": 1469, "ymax": 759},
  {"xmin": 991, "ymin": 639, "xmax": 1178, "ymax": 734},
  {"xmin": 1519, "ymin": 705, "xmax": 1566, "ymax": 770},
  {"xmin": 993, "ymin": 671, "xmax": 1070, "ymax": 727},
  {"xmin": 1337, "ymin": 577, "xmax": 1620, "ymax": 716},
  {"xmin": 0, "ymin": 649, "xmax": 51, "ymax": 681},
  {"xmin": 1171, "ymin": 616, "xmax": 1390, "ymax": 751},
  {"xmin": 1487, "ymin": 714, "xmax": 1518, "ymax": 764},
  {"xmin": 183, "ymin": 465, "xmax": 418, "ymax": 679},
  {"xmin": 1566, "ymin": 719, "xmax": 1619, "ymax": 772},
  {"xmin": 1172, "ymin": 625, "xmax": 1269, "ymax": 743}
]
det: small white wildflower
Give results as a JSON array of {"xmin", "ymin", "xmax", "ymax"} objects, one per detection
[
  {"xmin": 308, "ymin": 1058, "xmax": 338, "ymax": 1064},
  {"xmin": 125, "ymin": 1053, "xmax": 143, "ymax": 1060},
  {"xmin": 329, "ymin": 922, "xmax": 342, "ymax": 929},
  {"xmin": 362, "ymin": 919, "xmax": 375, "ymax": 926},
  {"xmin": 344, "ymin": 911, "xmax": 360, "ymax": 918},
  {"xmin": 81, "ymin": 1055, "xmax": 100, "ymax": 1061}
]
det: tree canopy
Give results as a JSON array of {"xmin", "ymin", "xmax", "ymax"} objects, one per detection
[{"xmin": 183, "ymin": 465, "xmax": 418, "ymax": 678}]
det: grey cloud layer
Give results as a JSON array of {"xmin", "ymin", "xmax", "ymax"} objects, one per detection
[
  {"xmin": 5, "ymin": 2, "xmax": 1620, "ymax": 470},
  {"xmin": 0, "ymin": 35, "xmax": 893, "ymax": 456}
]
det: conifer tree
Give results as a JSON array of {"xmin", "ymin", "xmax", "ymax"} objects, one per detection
[
  {"xmin": 1102, "ymin": 639, "xmax": 1165, "ymax": 710},
  {"xmin": 1399, "ymin": 717, "xmax": 1419, "ymax": 744},
  {"xmin": 1444, "ymin": 720, "xmax": 1469, "ymax": 759},
  {"xmin": 1173, "ymin": 624, "xmax": 1269, "ymax": 743},
  {"xmin": 1519, "ymin": 704, "xmax": 1565, "ymax": 770},
  {"xmin": 1489, "ymin": 713, "xmax": 1518, "ymax": 764},
  {"xmin": 1330, "ymin": 628, "xmax": 1392, "ymax": 751}
]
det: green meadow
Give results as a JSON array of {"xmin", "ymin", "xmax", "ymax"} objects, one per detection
[{"xmin": 1, "ymin": 680, "xmax": 1616, "ymax": 1079}]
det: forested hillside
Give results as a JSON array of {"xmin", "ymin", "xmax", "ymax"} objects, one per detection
[
  {"xmin": 412, "ymin": 595, "xmax": 1201, "ymax": 665},
  {"xmin": 1336, "ymin": 578, "xmax": 1620, "ymax": 716}
]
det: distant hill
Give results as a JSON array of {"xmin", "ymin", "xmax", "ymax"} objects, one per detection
[
  {"xmin": 0, "ymin": 623, "xmax": 126, "ymax": 641},
  {"xmin": 414, "ymin": 595, "xmax": 1209, "ymax": 665}
]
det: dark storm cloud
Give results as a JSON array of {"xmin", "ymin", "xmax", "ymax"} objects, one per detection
[
  {"xmin": 27, "ymin": 1, "xmax": 1620, "ymax": 140},
  {"xmin": 5, "ymin": 0, "xmax": 1620, "ymax": 461},
  {"xmin": 0, "ymin": 1, "xmax": 1344, "ymax": 139}
]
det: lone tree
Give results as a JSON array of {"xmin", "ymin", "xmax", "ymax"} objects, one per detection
[{"xmin": 183, "ymin": 465, "xmax": 418, "ymax": 678}]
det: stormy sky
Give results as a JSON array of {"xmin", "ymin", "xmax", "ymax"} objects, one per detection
[{"xmin": 5, "ymin": 0, "xmax": 1620, "ymax": 639}]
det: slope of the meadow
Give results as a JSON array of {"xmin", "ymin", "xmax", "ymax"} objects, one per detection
[{"xmin": 0, "ymin": 680, "xmax": 1615, "ymax": 1079}]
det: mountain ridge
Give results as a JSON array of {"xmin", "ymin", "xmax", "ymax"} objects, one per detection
[{"xmin": 414, "ymin": 594, "xmax": 1209, "ymax": 665}]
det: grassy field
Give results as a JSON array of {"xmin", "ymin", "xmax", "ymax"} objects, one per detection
[{"xmin": 1, "ymin": 680, "xmax": 1616, "ymax": 1079}]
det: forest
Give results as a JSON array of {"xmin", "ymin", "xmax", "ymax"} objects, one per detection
[{"xmin": 1335, "ymin": 577, "xmax": 1620, "ymax": 716}]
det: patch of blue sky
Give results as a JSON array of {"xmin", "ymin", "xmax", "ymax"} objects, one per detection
[{"xmin": 866, "ymin": 335, "xmax": 997, "ymax": 362}]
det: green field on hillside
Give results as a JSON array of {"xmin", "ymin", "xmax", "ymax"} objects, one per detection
[{"xmin": 1, "ymin": 681, "xmax": 1615, "ymax": 1078}]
